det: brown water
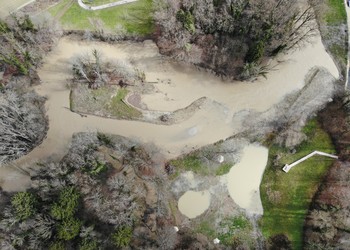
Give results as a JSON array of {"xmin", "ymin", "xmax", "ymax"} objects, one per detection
[
  {"xmin": 225, "ymin": 145, "xmax": 269, "ymax": 214},
  {"xmin": 178, "ymin": 190, "xmax": 211, "ymax": 219},
  {"xmin": 0, "ymin": 31, "xmax": 338, "ymax": 191}
]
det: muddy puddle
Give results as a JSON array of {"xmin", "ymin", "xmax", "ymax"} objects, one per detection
[
  {"xmin": 178, "ymin": 190, "xmax": 211, "ymax": 218},
  {"xmin": 225, "ymin": 145, "xmax": 269, "ymax": 214}
]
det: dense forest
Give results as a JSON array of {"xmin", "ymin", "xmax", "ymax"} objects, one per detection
[
  {"xmin": 0, "ymin": 133, "xmax": 219, "ymax": 249},
  {"xmin": 154, "ymin": 0, "xmax": 317, "ymax": 79},
  {"xmin": 0, "ymin": 15, "xmax": 61, "ymax": 164}
]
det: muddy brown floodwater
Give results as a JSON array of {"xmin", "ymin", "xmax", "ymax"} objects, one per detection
[{"xmin": 0, "ymin": 31, "xmax": 338, "ymax": 197}]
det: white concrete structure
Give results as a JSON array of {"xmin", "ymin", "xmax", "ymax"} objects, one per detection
[
  {"xmin": 77, "ymin": 0, "xmax": 138, "ymax": 11},
  {"xmin": 217, "ymin": 155, "xmax": 224, "ymax": 163},
  {"xmin": 213, "ymin": 238, "xmax": 220, "ymax": 244},
  {"xmin": 282, "ymin": 151, "xmax": 338, "ymax": 173}
]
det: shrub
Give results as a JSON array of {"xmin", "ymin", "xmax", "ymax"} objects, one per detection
[
  {"xmin": 112, "ymin": 226, "xmax": 133, "ymax": 247},
  {"xmin": 49, "ymin": 241, "xmax": 65, "ymax": 250},
  {"xmin": 176, "ymin": 9, "xmax": 195, "ymax": 33},
  {"xmin": 57, "ymin": 218, "xmax": 82, "ymax": 241},
  {"xmin": 79, "ymin": 239, "xmax": 98, "ymax": 250},
  {"xmin": 51, "ymin": 187, "xmax": 80, "ymax": 220},
  {"xmin": 11, "ymin": 192, "xmax": 37, "ymax": 220}
]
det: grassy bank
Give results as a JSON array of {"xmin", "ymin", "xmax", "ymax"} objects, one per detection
[
  {"xmin": 324, "ymin": 0, "xmax": 347, "ymax": 25},
  {"xmin": 49, "ymin": 0, "xmax": 154, "ymax": 35},
  {"xmin": 260, "ymin": 120, "xmax": 336, "ymax": 249},
  {"xmin": 315, "ymin": 0, "xmax": 348, "ymax": 74}
]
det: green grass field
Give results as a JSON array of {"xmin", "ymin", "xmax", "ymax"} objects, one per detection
[
  {"xmin": 49, "ymin": 0, "xmax": 154, "ymax": 35},
  {"xmin": 320, "ymin": 0, "xmax": 348, "ymax": 73},
  {"xmin": 260, "ymin": 120, "xmax": 336, "ymax": 249},
  {"xmin": 324, "ymin": 0, "xmax": 347, "ymax": 25}
]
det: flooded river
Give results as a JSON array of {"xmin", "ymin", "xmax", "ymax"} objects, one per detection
[{"xmin": 0, "ymin": 32, "xmax": 338, "ymax": 193}]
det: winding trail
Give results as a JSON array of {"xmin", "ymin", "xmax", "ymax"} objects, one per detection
[{"xmin": 0, "ymin": 29, "xmax": 339, "ymax": 191}]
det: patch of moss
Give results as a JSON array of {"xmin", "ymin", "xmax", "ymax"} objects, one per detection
[{"xmin": 215, "ymin": 162, "xmax": 233, "ymax": 176}]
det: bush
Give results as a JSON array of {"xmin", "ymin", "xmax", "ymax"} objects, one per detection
[
  {"xmin": 112, "ymin": 226, "xmax": 133, "ymax": 247},
  {"xmin": 79, "ymin": 239, "xmax": 98, "ymax": 250},
  {"xmin": 58, "ymin": 218, "xmax": 82, "ymax": 241},
  {"xmin": 51, "ymin": 187, "xmax": 80, "ymax": 220},
  {"xmin": 11, "ymin": 192, "xmax": 37, "ymax": 220},
  {"xmin": 267, "ymin": 234, "xmax": 292, "ymax": 250},
  {"xmin": 49, "ymin": 241, "xmax": 65, "ymax": 250}
]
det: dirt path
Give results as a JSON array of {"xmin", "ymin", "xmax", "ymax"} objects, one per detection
[{"xmin": 54, "ymin": 0, "xmax": 74, "ymax": 20}]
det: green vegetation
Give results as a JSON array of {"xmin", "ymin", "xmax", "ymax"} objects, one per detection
[
  {"xmin": 112, "ymin": 226, "xmax": 133, "ymax": 247},
  {"xmin": 324, "ymin": 0, "xmax": 347, "ymax": 25},
  {"xmin": 196, "ymin": 220, "xmax": 216, "ymax": 239},
  {"xmin": 314, "ymin": 0, "xmax": 348, "ymax": 74},
  {"xmin": 176, "ymin": 9, "xmax": 195, "ymax": 33},
  {"xmin": 260, "ymin": 119, "xmax": 336, "ymax": 249},
  {"xmin": 51, "ymin": 187, "xmax": 80, "ymax": 220},
  {"xmin": 49, "ymin": 241, "xmax": 65, "ymax": 250},
  {"xmin": 71, "ymin": 86, "xmax": 142, "ymax": 120},
  {"xmin": 109, "ymin": 88, "xmax": 141, "ymax": 119},
  {"xmin": 170, "ymin": 154, "xmax": 208, "ymax": 175},
  {"xmin": 58, "ymin": 218, "xmax": 82, "ymax": 240},
  {"xmin": 84, "ymin": 159, "xmax": 108, "ymax": 176},
  {"xmin": 97, "ymin": 132, "xmax": 112, "ymax": 146},
  {"xmin": 11, "ymin": 192, "xmax": 37, "ymax": 220},
  {"xmin": 218, "ymin": 215, "xmax": 252, "ymax": 246},
  {"xmin": 329, "ymin": 43, "xmax": 347, "ymax": 68},
  {"xmin": 49, "ymin": 0, "xmax": 154, "ymax": 35},
  {"xmin": 215, "ymin": 162, "xmax": 233, "ymax": 176},
  {"xmin": 79, "ymin": 239, "xmax": 98, "ymax": 250}
]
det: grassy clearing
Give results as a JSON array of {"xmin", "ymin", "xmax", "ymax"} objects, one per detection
[
  {"xmin": 260, "ymin": 119, "xmax": 336, "ymax": 249},
  {"xmin": 108, "ymin": 88, "xmax": 141, "ymax": 119},
  {"xmin": 49, "ymin": 0, "xmax": 154, "ymax": 35},
  {"xmin": 71, "ymin": 85, "xmax": 141, "ymax": 119},
  {"xmin": 313, "ymin": 0, "xmax": 348, "ymax": 75},
  {"xmin": 218, "ymin": 215, "xmax": 253, "ymax": 247},
  {"xmin": 195, "ymin": 214, "xmax": 254, "ymax": 247},
  {"xmin": 48, "ymin": 0, "xmax": 71, "ymax": 17},
  {"xmin": 169, "ymin": 154, "xmax": 208, "ymax": 176},
  {"xmin": 324, "ymin": 0, "xmax": 347, "ymax": 25}
]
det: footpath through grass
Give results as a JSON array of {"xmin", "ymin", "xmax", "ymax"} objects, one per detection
[
  {"xmin": 260, "ymin": 120, "xmax": 336, "ymax": 249},
  {"xmin": 49, "ymin": 0, "xmax": 154, "ymax": 35}
]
